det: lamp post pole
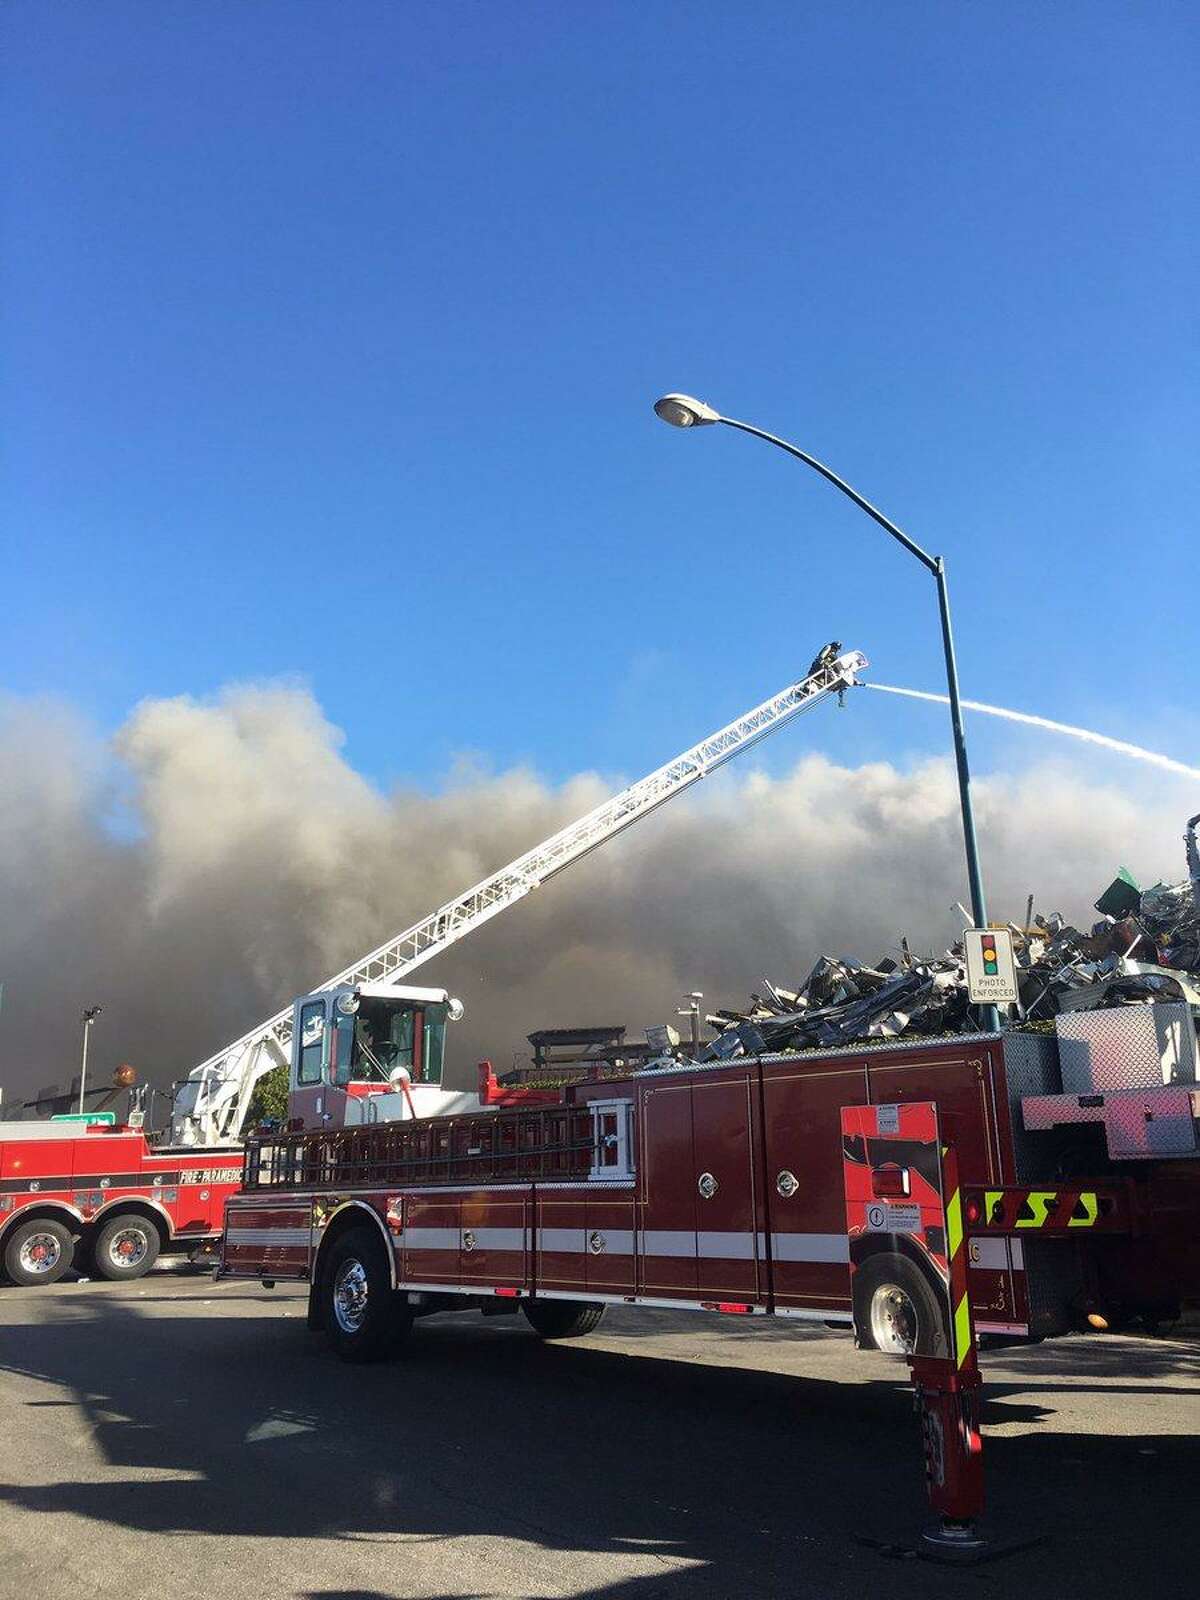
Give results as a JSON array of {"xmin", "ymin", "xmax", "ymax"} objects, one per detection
[
  {"xmin": 78, "ymin": 1005, "xmax": 102, "ymax": 1114},
  {"xmin": 653, "ymin": 394, "xmax": 1000, "ymax": 1032}
]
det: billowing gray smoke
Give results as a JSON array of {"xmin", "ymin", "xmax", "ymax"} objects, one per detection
[{"xmin": 0, "ymin": 683, "xmax": 1192, "ymax": 1109}]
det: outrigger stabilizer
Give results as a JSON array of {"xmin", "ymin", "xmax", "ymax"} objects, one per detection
[{"xmin": 842, "ymin": 1100, "xmax": 987, "ymax": 1561}]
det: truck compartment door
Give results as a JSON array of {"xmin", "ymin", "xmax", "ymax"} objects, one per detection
[
  {"xmin": 585, "ymin": 1190, "xmax": 636, "ymax": 1296},
  {"xmin": 692, "ymin": 1073, "xmax": 761, "ymax": 1301},
  {"xmin": 457, "ymin": 1192, "xmax": 531, "ymax": 1291},
  {"xmin": 222, "ymin": 1199, "xmax": 312, "ymax": 1280},
  {"xmin": 637, "ymin": 1084, "xmax": 698, "ymax": 1298},
  {"xmin": 637, "ymin": 1072, "xmax": 764, "ymax": 1305},
  {"xmin": 761, "ymin": 1065, "xmax": 865, "ymax": 1314},
  {"xmin": 402, "ymin": 1195, "xmax": 461, "ymax": 1284},
  {"xmin": 535, "ymin": 1192, "xmax": 590, "ymax": 1295}
]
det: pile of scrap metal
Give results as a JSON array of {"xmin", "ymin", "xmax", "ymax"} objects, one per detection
[{"xmin": 697, "ymin": 815, "xmax": 1200, "ymax": 1062}]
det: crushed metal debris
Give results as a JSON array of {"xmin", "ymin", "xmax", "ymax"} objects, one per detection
[{"xmin": 698, "ymin": 816, "xmax": 1200, "ymax": 1061}]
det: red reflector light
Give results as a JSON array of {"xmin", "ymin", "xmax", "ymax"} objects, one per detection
[
  {"xmin": 717, "ymin": 1302, "xmax": 752, "ymax": 1315},
  {"xmin": 871, "ymin": 1164, "xmax": 910, "ymax": 1199},
  {"xmin": 965, "ymin": 1199, "xmax": 983, "ymax": 1225},
  {"xmin": 494, "ymin": 1287, "xmax": 519, "ymax": 1298}
]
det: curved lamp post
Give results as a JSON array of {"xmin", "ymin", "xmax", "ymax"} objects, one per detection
[{"xmin": 654, "ymin": 392, "xmax": 999, "ymax": 1032}]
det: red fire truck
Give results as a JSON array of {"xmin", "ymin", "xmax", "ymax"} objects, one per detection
[
  {"xmin": 219, "ymin": 986, "xmax": 1199, "ymax": 1556},
  {"xmin": 0, "ymin": 1119, "xmax": 240, "ymax": 1286}
]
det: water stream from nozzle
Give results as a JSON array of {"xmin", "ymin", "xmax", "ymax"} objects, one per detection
[{"xmin": 866, "ymin": 682, "xmax": 1200, "ymax": 783}]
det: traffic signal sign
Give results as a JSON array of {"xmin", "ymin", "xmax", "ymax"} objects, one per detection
[{"xmin": 964, "ymin": 928, "xmax": 1019, "ymax": 1004}]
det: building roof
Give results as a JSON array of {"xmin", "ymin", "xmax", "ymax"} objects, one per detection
[{"xmin": 526, "ymin": 1026, "xmax": 627, "ymax": 1047}]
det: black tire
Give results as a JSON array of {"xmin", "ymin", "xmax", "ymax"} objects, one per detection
[
  {"xmin": 522, "ymin": 1298, "xmax": 606, "ymax": 1340},
  {"xmin": 92, "ymin": 1214, "xmax": 162, "ymax": 1281},
  {"xmin": 320, "ymin": 1226, "xmax": 412, "ymax": 1362},
  {"xmin": 853, "ymin": 1253, "xmax": 949, "ymax": 1357},
  {"xmin": 4, "ymin": 1218, "xmax": 76, "ymax": 1287}
]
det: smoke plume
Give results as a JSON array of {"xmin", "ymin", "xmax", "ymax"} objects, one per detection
[{"xmin": 0, "ymin": 682, "xmax": 1194, "ymax": 1109}]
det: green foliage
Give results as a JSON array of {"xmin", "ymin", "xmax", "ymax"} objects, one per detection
[{"xmin": 245, "ymin": 1063, "xmax": 289, "ymax": 1128}]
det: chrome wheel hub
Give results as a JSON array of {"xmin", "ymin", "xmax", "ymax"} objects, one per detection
[
  {"xmin": 869, "ymin": 1283, "xmax": 918, "ymax": 1354},
  {"xmin": 109, "ymin": 1227, "xmax": 148, "ymax": 1267},
  {"xmin": 19, "ymin": 1232, "xmax": 62, "ymax": 1275},
  {"xmin": 333, "ymin": 1258, "xmax": 369, "ymax": 1334}
]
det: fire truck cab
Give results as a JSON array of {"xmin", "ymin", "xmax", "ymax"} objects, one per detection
[{"xmin": 287, "ymin": 983, "xmax": 472, "ymax": 1131}]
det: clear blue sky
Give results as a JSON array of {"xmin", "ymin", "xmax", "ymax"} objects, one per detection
[{"xmin": 4, "ymin": 3, "xmax": 1196, "ymax": 793}]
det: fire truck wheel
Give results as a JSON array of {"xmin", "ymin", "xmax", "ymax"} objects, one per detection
[
  {"xmin": 853, "ymin": 1255, "xmax": 948, "ymax": 1357},
  {"xmin": 322, "ymin": 1227, "xmax": 412, "ymax": 1363},
  {"xmin": 521, "ymin": 1298, "xmax": 606, "ymax": 1339},
  {"xmin": 4, "ymin": 1218, "xmax": 77, "ymax": 1287},
  {"xmin": 92, "ymin": 1215, "xmax": 162, "ymax": 1281}
]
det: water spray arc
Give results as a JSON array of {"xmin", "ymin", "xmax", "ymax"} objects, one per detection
[{"xmin": 867, "ymin": 683, "xmax": 1200, "ymax": 784}]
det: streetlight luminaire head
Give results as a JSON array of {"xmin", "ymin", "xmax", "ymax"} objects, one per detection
[{"xmin": 654, "ymin": 393, "xmax": 720, "ymax": 428}]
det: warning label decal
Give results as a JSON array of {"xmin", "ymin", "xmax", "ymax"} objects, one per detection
[
  {"xmin": 875, "ymin": 1104, "xmax": 900, "ymax": 1135},
  {"xmin": 865, "ymin": 1202, "xmax": 922, "ymax": 1234}
]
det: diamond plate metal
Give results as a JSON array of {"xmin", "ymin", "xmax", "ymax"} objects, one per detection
[
  {"xmin": 1055, "ymin": 1003, "xmax": 1197, "ymax": 1094},
  {"xmin": 1023, "ymin": 1087, "xmax": 1198, "ymax": 1160},
  {"xmin": 1104, "ymin": 1090, "xmax": 1197, "ymax": 1156},
  {"xmin": 1000, "ymin": 1033, "xmax": 1064, "ymax": 1182}
]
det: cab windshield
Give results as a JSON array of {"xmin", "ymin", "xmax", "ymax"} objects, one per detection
[{"xmin": 337, "ymin": 998, "xmax": 448, "ymax": 1087}]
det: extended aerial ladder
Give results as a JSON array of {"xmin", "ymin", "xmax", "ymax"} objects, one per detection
[{"xmin": 169, "ymin": 648, "xmax": 869, "ymax": 1145}]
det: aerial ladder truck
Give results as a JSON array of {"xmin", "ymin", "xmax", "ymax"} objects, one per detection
[
  {"xmin": 216, "ymin": 667, "xmax": 1200, "ymax": 1562},
  {"xmin": 0, "ymin": 648, "xmax": 868, "ymax": 1287}
]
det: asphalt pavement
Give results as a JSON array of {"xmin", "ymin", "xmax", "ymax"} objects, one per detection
[{"xmin": 0, "ymin": 1268, "xmax": 1197, "ymax": 1600}]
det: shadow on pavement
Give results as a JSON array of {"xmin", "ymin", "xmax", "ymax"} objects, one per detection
[{"xmin": 0, "ymin": 1291, "xmax": 1196, "ymax": 1600}]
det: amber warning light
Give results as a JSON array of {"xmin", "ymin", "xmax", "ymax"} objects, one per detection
[{"xmin": 963, "ymin": 927, "xmax": 1019, "ymax": 1006}]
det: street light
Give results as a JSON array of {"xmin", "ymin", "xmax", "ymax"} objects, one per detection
[
  {"xmin": 654, "ymin": 392, "xmax": 1000, "ymax": 1032},
  {"xmin": 78, "ymin": 1005, "xmax": 103, "ymax": 1113},
  {"xmin": 676, "ymin": 991, "xmax": 704, "ymax": 1054}
]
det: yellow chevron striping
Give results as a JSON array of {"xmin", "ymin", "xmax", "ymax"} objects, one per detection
[
  {"xmin": 1067, "ymin": 1191, "xmax": 1099, "ymax": 1228},
  {"xmin": 946, "ymin": 1187, "xmax": 964, "ymax": 1261},
  {"xmin": 954, "ymin": 1291, "xmax": 973, "ymax": 1367},
  {"xmin": 1015, "ymin": 1190, "xmax": 1058, "ymax": 1228}
]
